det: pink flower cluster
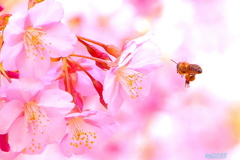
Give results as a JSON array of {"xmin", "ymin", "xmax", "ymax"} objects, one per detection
[{"xmin": 0, "ymin": 0, "xmax": 163, "ymax": 159}]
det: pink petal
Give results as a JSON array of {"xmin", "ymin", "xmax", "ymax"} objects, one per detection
[
  {"xmin": 75, "ymin": 59, "xmax": 104, "ymax": 97},
  {"xmin": 0, "ymin": 75, "xmax": 13, "ymax": 98},
  {"xmin": 65, "ymin": 111, "xmax": 97, "ymax": 119},
  {"xmin": 118, "ymin": 42, "xmax": 137, "ymax": 68},
  {"xmin": 29, "ymin": 0, "xmax": 64, "ymax": 27},
  {"xmin": 103, "ymin": 70, "xmax": 124, "ymax": 115},
  {"xmin": 84, "ymin": 111, "xmax": 115, "ymax": 127},
  {"xmin": 83, "ymin": 60, "xmax": 104, "ymax": 82},
  {"xmin": 2, "ymin": 11, "xmax": 26, "ymax": 44},
  {"xmin": 41, "ymin": 61, "xmax": 61, "ymax": 85},
  {"xmin": 76, "ymin": 71, "xmax": 98, "ymax": 96},
  {"xmin": 127, "ymin": 40, "xmax": 164, "ymax": 74},
  {"xmin": 6, "ymin": 78, "xmax": 44, "ymax": 102},
  {"xmin": 84, "ymin": 111, "xmax": 117, "ymax": 134},
  {"xmin": 118, "ymin": 32, "xmax": 154, "ymax": 67},
  {"xmin": 0, "ymin": 12, "xmax": 25, "ymax": 70},
  {"xmin": 122, "ymin": 32, "xmax": 155, "ymax": 50},
  {"xmin": 16, "ymin": 50, "xmax": 51, "ymax": 78},
  {"xmin": 0, "ymin": 100, "xmax": 23, "ymax": 134},
  {"xmin": 73, "ymin": 142, "xmax": 85, "ymax": 155},
  {"xmin": 106, "ymin": 82, "xmax": 124, "ymax": 115},
  {"xmin": 41, "ymin": 22, "xmax": 77, "ymax": 58},
  {"xmin": 60, "ymin": 132, "xmax": 86, "ymax": 157},
  {"xmin": 103, "ymin": 70, "xmax": 118, "ymax": 103},
  {"xmin": 37, "ymin": 89, "xmax": 74, "ymax": 114},
  {"xmin": 0, "ymin": 150, "xmax": 19, "ymax": 160},
  {"xmin": 8, "ymin": 117, "xmax": 31, "ymax": 152},
  {"xmin": 43, "ymin": 108, "xmax": 67, "ymax": 143},
  {"xmin": 80, "ymin": 110, "xmax": 97, "ymax": 117},
  {"xmin": 60, "ymin": 134, "xmax": 73, "ymax": 158},
  {"xmin": 1, "ymin": 42, "xmax": 24, "ymax": 71}
]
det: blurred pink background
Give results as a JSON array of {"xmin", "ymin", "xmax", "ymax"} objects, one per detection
[{"xmin": 1, "ymin": 0, "xmax": 240, "ymax": 159}]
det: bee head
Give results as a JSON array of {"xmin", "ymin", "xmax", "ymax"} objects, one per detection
[{"xmin": 177, "ymin": 63, "xmax": 187, "ymax": 74}]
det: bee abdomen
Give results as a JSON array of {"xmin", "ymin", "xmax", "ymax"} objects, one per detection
[{"xmin": 188, "ymin": 64, "xmax": 202, "ymax": 74}]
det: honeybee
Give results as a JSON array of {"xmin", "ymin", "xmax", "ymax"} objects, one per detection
[{"xmin": 171, "ymin": 59, "xmax": 202, "ymax": 87}]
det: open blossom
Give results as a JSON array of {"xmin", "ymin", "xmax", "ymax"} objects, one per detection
[
  {"xmin": 60, "ymin": 110, "xmax": 117, "ymax": 157},
  {"xmin": 103, "ymin": 33, "xmax": 164, "ymax": 115},
  {"xmin": 0, "ymin": 0, "xmax": 77, "ymax": 78},
  {"xmin": 0, "ymin": 78, "xmax": 74, "ymax": 153}
]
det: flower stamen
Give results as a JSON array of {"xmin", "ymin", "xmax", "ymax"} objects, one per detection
[
  {"xmin": 117, "ymin": 66, "xmax": 147, "ymax": 99},
  {"xmin": 68, "ymin": 117, "xmax": 97, "ymax": 149},
  {"xmin": 23, "ymin": 27, "xmax": 49, "ymax": 60},
  {"xmin": 24, "ymin": 101, "xmax": 50, "ymax": 137}
]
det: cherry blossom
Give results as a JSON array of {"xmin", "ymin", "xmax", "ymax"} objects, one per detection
[
  {"xmin": 60, "ymin": 110, "xmax": 116, "ymax": 157},
  {"xmin": 0, "ymin": 0, "xmax": 77, "ymax": 78},
  {"xmin": 0, "ymin": 78, "xmax": 74, "ymax": 153},
  {"xmin": 103, "ymin": 33, "xmax": 164, "ymax": 115}
]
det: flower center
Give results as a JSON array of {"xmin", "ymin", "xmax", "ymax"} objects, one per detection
[
  {"xmin": 24, "ymin": 101, "xmax": 50, "ymax": 135},
  {"xmin": 68, "ymin": 117, "xmax": 97, "ymax": 149},
  {"xmin": 23, "ymin": 27, "xmax": 51, "ymax": 61},
  {"xmin": 116, "ymin": 66, "xmax": 147, "ymax": 99}
]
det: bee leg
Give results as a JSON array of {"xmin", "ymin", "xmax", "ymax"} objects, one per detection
[
  {"xmin": 185, "ymin": 74, "xmax": 190, "ymax": 87},
  {"xmin": 185, "ymin": 74, "xmax": 196, "ymax": 87},
  {"xmin": 189, "ymin": 75, "xmax": 195, "ymax": 82},
  {"xmin": 185, "ymin": 80, "xmax": 190, "ymax": 87},
  {"xmin": 184, "ymin": 74, "xmax": 191, "ymax": 88}
]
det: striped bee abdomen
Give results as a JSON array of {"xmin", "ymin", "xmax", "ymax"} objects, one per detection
[{"xmin": 188, "ymin": 64, "xmax": 202, "ymax": 74}]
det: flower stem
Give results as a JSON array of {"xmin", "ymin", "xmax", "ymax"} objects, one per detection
[
  {"xmin": 77, "ymin": 36, "xmax": 106, "ymax": 48},
  {"xmin": 77, "ymin": 36, "xmax": 121, "ymax": 58},
  {"xmin": 69, "ymin": 59, "xmax": 108, "ymax": 108},
  {"xmin": 62, "ymin": 58, "xmax": 72, "ymax": 94},
  {"xmin": 70, "ymin": 54, "xmax": 111, "ymax": 64}
]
